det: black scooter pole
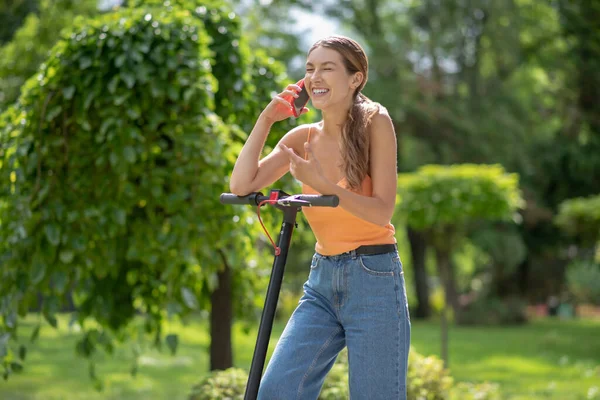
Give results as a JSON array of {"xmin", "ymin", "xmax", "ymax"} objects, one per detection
[
  {"xmin": 244, "ymin": 204, "xmax": 298, "ymax": 400},
  {"xmin": 220, "ymin": 190, "xmax": 338, "ymax": 399}
]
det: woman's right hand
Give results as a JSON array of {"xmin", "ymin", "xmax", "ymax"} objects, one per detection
[{"xmin": 260, "ymin": 83, "xmax": 309, "ymax": 123}]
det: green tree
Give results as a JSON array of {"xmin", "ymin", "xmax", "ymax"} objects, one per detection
[
  {"xmin": 0, "ymin": 0, "xmax": 307, "ymax": 373},
  {"xmin": 126, "ymin": 0, "xmax": 314, "ymax": 370},
  {"xmin": 396, "ymin": 164, "xmax": 523, "ymax": 365},
  {"xmin": 0, "ymin": 3, "xmax": 272, "ymax": 382},
  {"xmin": 0, "ymin": 0, "xmax": 38, "ymax": 45},
  {"xmin": 232, "ymin": 0, "xmax": 306, "ymax": 77},
  {"xmin": 396, "ymin": 164, "xmax": 524, "ymax": 314},
  {"xmin": 0, "ymin": 0, "xmax": 99, "ymax": 110}
]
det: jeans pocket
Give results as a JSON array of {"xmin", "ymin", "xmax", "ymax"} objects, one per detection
[
  {"xmin": 310, "ymin": 254, "xmax": 322, "ymax": 270},
  {"xmin": 359, "ymin": 253, "xmax": 396, "ymax": 276}
]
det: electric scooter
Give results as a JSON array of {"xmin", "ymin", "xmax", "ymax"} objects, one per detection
[{"xmin": 220, "ymin": 189, "xmax": 339, "ymax": 400}]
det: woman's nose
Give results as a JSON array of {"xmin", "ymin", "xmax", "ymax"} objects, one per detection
[{"xmin": 309, "ymin": 70, "xmax": 322, "ymax": 82}]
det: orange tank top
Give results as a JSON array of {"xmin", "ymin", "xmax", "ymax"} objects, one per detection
[{"xmin": 301, "ymin": 126, "xmax": 396, "ymax": 256}]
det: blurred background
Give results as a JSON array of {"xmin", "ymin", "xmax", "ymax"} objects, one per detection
[{"xmin": 0, "ymin": 0, "xmax": 599, "ymax": 399}]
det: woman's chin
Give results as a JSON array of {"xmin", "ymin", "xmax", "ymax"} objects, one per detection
[{"xmin": 310, "ymin": 100, "xmax": 326, "ymax": 111}]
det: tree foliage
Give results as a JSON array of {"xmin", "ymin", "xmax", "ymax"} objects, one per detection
[
  {"xmin": 395, "ymin": 164, "xmax": 524, "ymax": 319},
  {"xmin": 397, "ymin": 164, "xmax": 524, "ymax": 236},
  {"xmin": 0, "ymin": 0, "xmax": 99, "ymax": 110},
  {"xmin": 0, "ymin": 0, "xmax": 38, "ymax": 45},
  {"xmin": 0, "ymin": 2, "xmax": 277, "ymax": 380}
]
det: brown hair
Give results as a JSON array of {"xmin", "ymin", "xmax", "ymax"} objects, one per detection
[{"xmin": 308, "ymin": 35, "xmax": 380, "ymax": 189}]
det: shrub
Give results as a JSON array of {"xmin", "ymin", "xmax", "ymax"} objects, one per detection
[
  {"xmin": 396, "ymin": 164, "xmax": 524, "ymax": 232},
  {"xmin": 0, "ymin": 0, "xmax": 99, "ymax": 110},
  {"xmin": 407, "ymin": 349, "xmax": 454, "ymax": 400},
  {"xmin": 188, "ymin": 368, "xmax": 247, "ymax": 400},
  {"xmin": 188, "ymin": 347, "xmax": 466, "ymax": 400}
]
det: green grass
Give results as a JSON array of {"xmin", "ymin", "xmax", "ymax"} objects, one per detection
[
  {"xmin": 412, "ymin": 318, "xmax": 600, "ymax": 400},
  {"xmin": 0, "ymin": 314, "xmax": 281, "ymax": 400},
  {"xmin": 0, "ymin": 315, "xmax": 599, "ymax": 399}
]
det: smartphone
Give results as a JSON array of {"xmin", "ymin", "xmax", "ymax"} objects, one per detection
[{"xmin": 291, "ymin": 79, "xmax": 310, "ymax": 117}]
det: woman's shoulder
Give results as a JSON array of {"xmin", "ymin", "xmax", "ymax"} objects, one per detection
[
  {"xmin": 367, "ymin": 103, "xmax": 393, "ymax": 128},
  {"xmin": 372, "ymin": 103, "xmax": 391, "ymax": 119},
  {"xmin": 285, "ymin": 122, "xmax": 322, "ymax": 139},
  {"xmin": 279, "ymin": 123, "xmax": 317, "ymax": 150},
  {"xmin": 286, "ymin": 122, "xmax": 318, "ymax": 134},
  {"xmin": 281, "ymin": 122, "xmax": 313, "ymax": 139},
  {"xmin": 367, "ymin": 105, "xmax": 395, "ymax": 144},
  {"xmin": 361, "ymin": 97, "xmax": 390, "ymax": 119}
]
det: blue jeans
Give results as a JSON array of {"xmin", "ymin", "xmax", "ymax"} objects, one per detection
[{"xmin": 258, "ymin": 250, "xmax": 411, "ymax": 400}]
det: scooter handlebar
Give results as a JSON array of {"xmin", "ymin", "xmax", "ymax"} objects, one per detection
[
  {"xmin": 293, "ymin": 194, "xmax": 339, "ymax": 207},
  {"xmin": 220, "ymin": 192, "xmax": 265, "ymax": 205},
  {"xmin": 220, "ymin": 192, "xmax": 339, "ymax": 207}
]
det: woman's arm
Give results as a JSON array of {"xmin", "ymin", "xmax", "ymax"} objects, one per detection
[
  {"xmin": 229, "ymin": 119, "xmax": 308, "ymax": 196},
  {"xmin": 229, "ymin": 82, "xmax": 309, "ymax": 196}
]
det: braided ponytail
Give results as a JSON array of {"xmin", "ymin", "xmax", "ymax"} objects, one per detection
[{"xmin": 340, "ymin": 93, "xmax": 380, "ymax": 190}]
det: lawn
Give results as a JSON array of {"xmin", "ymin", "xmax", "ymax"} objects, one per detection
[
  {"xmin": 0, "ymin": 315, "xmax": 598, "ymax": 399},
  {"xmin": 412, "ymin": 318, "xmax": 600, "ymax": 400}
]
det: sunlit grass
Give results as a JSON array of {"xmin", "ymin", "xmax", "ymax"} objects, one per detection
[
  {"xmin": 0, "ymin": 315, "xmax": 598, "ymax": 399},
  {"xmin": 411, "ymin": 318, "xmax": 600, "ymax": 400}
]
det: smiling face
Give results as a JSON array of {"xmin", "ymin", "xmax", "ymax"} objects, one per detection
[{"xmin": 304, "ymin": 46, "xmax": 364, "ymax": 113}]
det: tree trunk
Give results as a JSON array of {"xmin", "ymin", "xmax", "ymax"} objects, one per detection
[
  {"xmin": 210, "ymin": 256, "xmax": 233, "ymax": 371},
  {"xmin": 436, "ymin": 246, "xmax": 458, "ymax": 368},
  {"xmin": 407, "ymin": 227, "xmax": 431, "ymax": 319},
  {"xmin": 440, "ymin": 302, "xmax": 449, "ymax": 368},
  {"xmin": 435, "ymin": 247, "xmax": 460, "ymax": 318}
]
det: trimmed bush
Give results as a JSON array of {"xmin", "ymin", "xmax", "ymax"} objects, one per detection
[
  {"xmin": 407, "ymin": 349, "xmax": 454, "ymax": 399},
  {"xmin": 396, "ymin": 164, "xmax": 524, "ymax": 232},
  {"xmin": 189, "ymin": 368, "xmax": 247, "ymax": 400},
  {"xmin": 186, "ymin": 348, "xmax": 489, "ymax": 400}
]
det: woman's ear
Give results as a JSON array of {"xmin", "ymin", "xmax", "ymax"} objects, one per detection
[{"xmin": 351, "ymin": 72, "xmax": 364, "ymax": 89}]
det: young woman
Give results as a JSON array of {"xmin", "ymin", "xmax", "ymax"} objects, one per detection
[{"xmin": 230, "ymin": 35, "xmax": 411, "ymax": 400}]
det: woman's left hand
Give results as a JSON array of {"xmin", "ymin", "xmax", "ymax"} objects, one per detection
[{"xmin": 279, "ymin": 142, "xmax": 329, "ymax": 192}]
